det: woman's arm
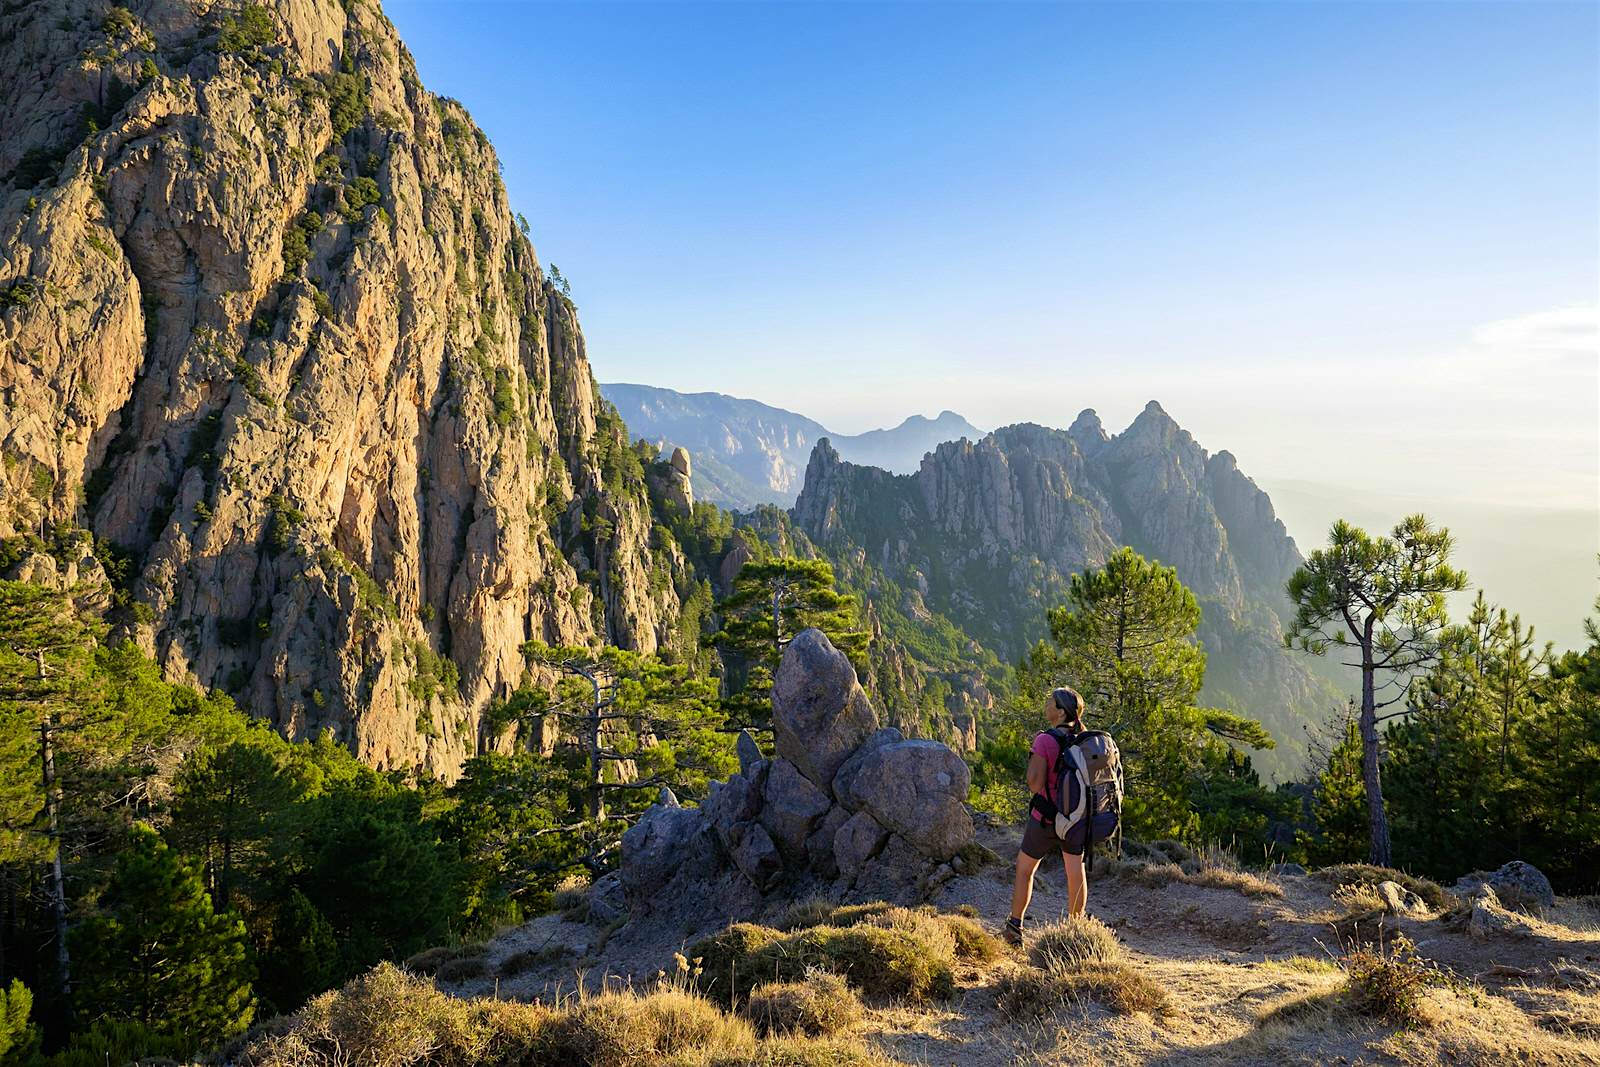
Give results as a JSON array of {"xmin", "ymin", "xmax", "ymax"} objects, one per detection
[{"xmin": 1026, "ymin": 752, "xmax": 1047, "ymax": 795}]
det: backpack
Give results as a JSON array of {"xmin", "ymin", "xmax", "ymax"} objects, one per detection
[{"xmin": 1047, "ymin": 727, "xmax": 1123, "ymax": 872}]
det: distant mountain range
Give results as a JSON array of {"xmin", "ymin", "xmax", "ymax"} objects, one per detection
[{"xmin": 600, "ymin": 383, "xmax": 983, "ymax": 510}]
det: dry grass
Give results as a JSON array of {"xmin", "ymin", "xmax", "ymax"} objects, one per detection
[
  {"xmin": 742, "ymin": 971, "xmax": 864, "ymax": 1037},
  {"xmin": 554, "ymin": 872, "xmax": 592, "ymax": 918},
  {"xmin": 997, "ymin": 960, "xmax": 1171, "ymax": 1018},
  {"xmin": 404, "ymin": 941, "xmax": 487, "ymax": 977},
  {"xmin": 689, "ymin": 912, "xmax": 959, "ymax": 1007},
  {"xmin": 1029, "ymin": 916, "xmax": 1123, "ymax": 969},
  {"xmin": 1317, "ymin": 863, "xmax": 1451, "ymax": 912},
  {"xmin": 1108, "ymin": 842, "xmax": 1284, "ymax": 899},
  {"xmin": 233, "ymin": 961, "xmax": 904, "ymax": 1067},
  {"xmin": 997, "ymin": 915, "xmax": 1171, "ymax": 1019}
]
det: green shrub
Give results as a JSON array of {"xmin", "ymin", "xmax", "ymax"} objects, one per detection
[
  {"xmin": 742, "ymin": 971, "xmax": 862, "ymax": 1037},
  {"xmin": 324, "ymin": 68, "xmax": 369, "ymax": 137},
  {"xmin": 1343, "ymin": 931, "xmax": 1452, "ymax": 1028},
  {"xmin": 281, "ymin": 210, "xmax": 323, "ymax": 276},
  {"xmin": 218, "ymin": 4, "xmax": 274, "ymax": 54},
  {"xmin": 342, "ymin": 176, "xmax": 380, "ymax": 222}
]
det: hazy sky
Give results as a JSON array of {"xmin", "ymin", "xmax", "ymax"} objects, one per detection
[{"xmin": 385, "ymin": 0, "xmax": 1599, "ymax": 511}]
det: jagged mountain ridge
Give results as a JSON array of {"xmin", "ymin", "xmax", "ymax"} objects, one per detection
[
  {"xmin": 0, "ymin": 0, "xmax": 698, "ymax": 778},
  {"xmin": 789, "ymin": 404, "xmax": 1337, "ymax": 777},
  {"xmin": 601, "ymin": 382, "xmax": 983, "ymax": 510}
]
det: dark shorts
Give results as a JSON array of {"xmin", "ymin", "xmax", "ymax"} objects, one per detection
[{"xmin": 1020, "ymin": 816, "xmax": 1084, "ymax": 859}]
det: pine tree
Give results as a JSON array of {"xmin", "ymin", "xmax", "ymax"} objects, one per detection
[
  {"xmin": 1286, "ymin": 516, "xmax": 1466, "ymax": 866},
  {"xmin": 1017, "ymin": 547, "xmax": 1275, "ymax": 841},
  {"xmin": 169, "ymin": 736, "xmax": 300, "ymax": 911},
  {"xmin": 0, "ymin": 979, "xmax": 38, "ymax": 1065},
  {"xmin": 71, "ymin": 824, "xmax": 254, "ymax": 1052},
  {"xmin": 1300, "ymin": 711, "xmax": 1369, "ymax": 866},
  {"xmin": 715, "ymin": 557, "xmax": 866, "ymax": 728}
]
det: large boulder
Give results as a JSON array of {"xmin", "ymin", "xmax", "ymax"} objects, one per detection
[
  {"xmin": 772, "ymin": 629, "xmax": 880, "ymax": 793},
  {"xmin": 702, "ymin": 771, "xmax": 763, "ymax": 851},
  {"xmin": 620, "ymin": 798, "xmax": 714, "ymax": 901},
  {"xmin": 727, "ymin": 820, "xmax": 784, "ymax": 891},
  {"xmin": 760, "ymin": 758, "xmax": 832, "ymax": 855},
  {"xmin": 851, "ymin": 833, "xmax": 928, "ymax": 904},
  {"xmin": 833, "ymin": 810, "xmax": 890, "ymax": 881},
  {"xmin": 832, "ymin": 739, "xmax": 974, "ymax": 860},
  {"xmin": 587, "ymin": 871, "xmax": 629, "ymax": 925},
  {"xmin": 1455, "ymin": 861, "xmax": 1554, "ymax": 914},
  {"xmin": 830, "ymin": 727, "xmax": 904, "ymax": 806},
  {"xmin": 806, "ymin": 806, "xmax": 851, "ymax": 879}
]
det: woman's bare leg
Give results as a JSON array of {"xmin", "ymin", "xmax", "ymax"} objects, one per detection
[
  {"xmin": 1011, "ymin": 851, "xmax": 1043, "ymax": 921},
  {"xmin": 1063, "ymin": 851, "xmax": 1087, "ymax": 918}
]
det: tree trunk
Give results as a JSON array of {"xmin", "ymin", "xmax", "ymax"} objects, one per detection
[
  {"xmin": 584, "ymin": 671, "xmax": 604, "ymax": 823},
  {"xmin": 1359, "ymin": 644, "xmax": 1392, "ymax": 867},
  {"xmin": 40, "ymin": 713, "xmax": 70, "ymax": 1001}
]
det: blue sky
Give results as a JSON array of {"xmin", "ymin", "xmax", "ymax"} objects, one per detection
[{"xmin": 385, "ymin": 0, "xmax": 1599, "ymax": 510}]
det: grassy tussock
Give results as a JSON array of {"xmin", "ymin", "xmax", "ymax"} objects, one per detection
[
  {"xmin": 997, "ymin": 961, "xmax": 1171, "ymax": 1018},
  {"xmin": 1029, "ymin": 916, "xmax": 1123, "ymax": 969},
  {"xmin": 690, "ymin": 909, "xmax": 966, "ymax": 1006},
  {"xmin": 742, "ymin": 971, "xmax": 864, "ymax": 1037},
  {"xmin": 1000, "ymin": 917, "xmax": 1170, "ymax": 1018},
  {"xmin": 405, "ymin": 942, "xmax": 487, "ymax": 976},
  {"xmin": 771, "ymin": 901, "xmax": 1001, "ymax": 965},
  {"xmin": 235, "ymin": 962, "xmax": 902, "ymax": 1067},
  {"xmin": 1318, "ymin": 863, "xmax": 1450, "ymax": 912}
]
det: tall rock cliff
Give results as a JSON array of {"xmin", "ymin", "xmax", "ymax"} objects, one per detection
[
  {"xmin": 0, "ymin": 0, "xmax": 693, "ymax": 777},
  {"xmin": 790, "ymin": 408, "xmax": 1336, "ymax": 776}
]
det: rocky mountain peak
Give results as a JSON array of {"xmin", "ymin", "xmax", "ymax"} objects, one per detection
[{"xmin": 0, "ymin": 0, "xmax": 693, "ymax": 778}]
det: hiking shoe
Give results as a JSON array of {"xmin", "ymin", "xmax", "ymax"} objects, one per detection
[{"xmin": 1002, "ymin": 917, "xmax": 1024, "ymax": 947}]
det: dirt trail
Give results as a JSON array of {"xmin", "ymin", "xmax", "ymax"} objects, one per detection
[{"xmin": 443, "ymin": 820, "xmax": 1600, "ymax": 1065}]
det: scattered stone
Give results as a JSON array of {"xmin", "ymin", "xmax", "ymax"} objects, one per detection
[
  {"xmin": 1377, "ymin": 880, "xmax": 1429, "ymax": 917},
  {"xmin": 1456, "ymin": 861, "xmax": 1554, "ymax": 914},
  {"xmin": 771, "ymin": 629, "xmax": 880, "ymax": 792},
  {"xmin": 736, "ymin": 729, "xmax": 763, "ymax": 775},
  {"xmin": 1464, "ymin": 884, "xmax": 1530, "ymax": 939}
]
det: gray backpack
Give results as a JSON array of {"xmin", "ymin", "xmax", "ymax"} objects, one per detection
[{"xmin": 1047, "ymin": 728, "xmax": 1124, "ymax": 871}]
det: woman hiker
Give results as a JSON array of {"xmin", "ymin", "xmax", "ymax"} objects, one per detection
[{"xmin": 1003, "ymin": 686, "xmax": 1088, "ymax": 946}]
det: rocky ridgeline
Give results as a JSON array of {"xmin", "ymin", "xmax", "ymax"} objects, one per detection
[{"xmin": 617, "ymin": 629, "xmax": 976, "ymax": 911}]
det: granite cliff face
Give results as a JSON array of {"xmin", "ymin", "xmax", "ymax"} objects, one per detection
[
  {"xmin": 791, "ymin": 405, "xmax": 1335, "ymax": 775},
  {"xmin": 0, "ymin": 0, "xmax": 692, "ymax": 777}
]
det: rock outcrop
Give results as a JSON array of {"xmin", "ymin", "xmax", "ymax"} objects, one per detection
[
  {"xmin": 1456, "ymin": 861, "xmax": 1555, "ymax": 914},
  {"xmin": 619, "ymin": 629, "xmax": 975, "ymax": 909},
  {"xmin": 0, "ymin": 0, "xmax": 696, "ymax": 777}
]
